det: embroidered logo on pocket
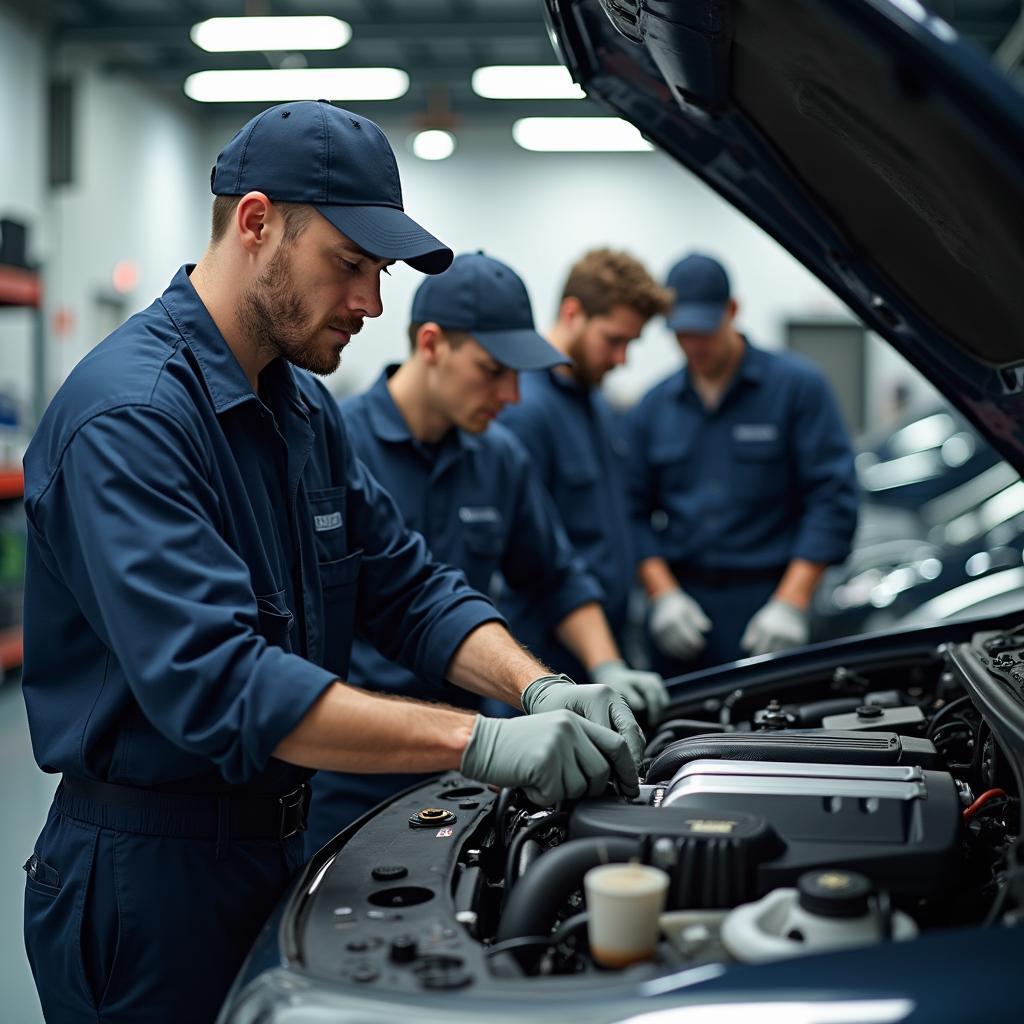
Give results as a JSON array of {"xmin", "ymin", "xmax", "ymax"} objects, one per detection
[
  {"xmin": 458, "ymin": 506, "xmax": 501, "ymax": 524},
  {"xmin": 733, "ymin": 423, "xmax": 778, "ymax": 442},
  {"xmin": 314, "ymin": 511, "xmax": 343, "ymax": 532}
]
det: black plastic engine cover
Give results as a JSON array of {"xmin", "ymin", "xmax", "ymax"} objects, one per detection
[
  {"xmin": 570, "ymin": 765, "xmax": 961, "ymax": 904},
  {"xmin": 646, "ymin": 729, "xmax": 941, "ymax": 783}
]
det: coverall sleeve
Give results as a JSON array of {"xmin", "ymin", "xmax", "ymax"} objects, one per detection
[
  {"xmin": 625, "ymin": 400, "xmax": 664, "ymax": 562},
  {"xmin": 498, "ymin": 438, "xmax": 604, "ymax": 624},
  {"xmin": 25, "ymin": 405, "xmax": 338, "ymax": 784},
  {"xmin": 789, "ymin": 370, "xmax": 860, "ymax": 565},
  {"xmin": 343, "ymin": 444, "xmax": 505, "ymax": 687}
]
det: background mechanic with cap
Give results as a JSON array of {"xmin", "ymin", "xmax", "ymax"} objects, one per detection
[
  {"xmin": 304, "ymin": 251, "xmax": 668, "ymax": 852},
  {"xmin": 629, "ymin": 251, "xmax": 859, "ymax": 673},
  {"xmin": 20, "ymin": 102, "xmax": 644, "ymax": 1024}
]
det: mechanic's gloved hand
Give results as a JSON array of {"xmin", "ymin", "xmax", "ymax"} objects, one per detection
[
  {"xmin": 521, "ymin": 674, "xmax": 645, "ymax": 771},
  {"xmin": 740, "ymin": 598, "xmax": 809, "ymax": 656},
  {"xmin": 590, "ymin": 659, "xmax": 669, "ymax": 724},
  {"xmin": 649, "ymin": 588, "xmax": 711, "ymax": 661},
  {"xmin": 460, "ymin": 712, "xmax": 640, "ymax": 804}
]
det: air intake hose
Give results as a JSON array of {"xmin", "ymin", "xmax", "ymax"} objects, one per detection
[{"xmin": 496, "ymin": 836, "xmax": 639, "ymax": 943}]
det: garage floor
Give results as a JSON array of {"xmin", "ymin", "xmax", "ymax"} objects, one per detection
[{"xmin": 1, "ymin": 677, "xmax": 56, "ymax": 1024}]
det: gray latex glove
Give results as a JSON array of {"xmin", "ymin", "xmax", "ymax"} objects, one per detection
[
  {"xmin": 740, "ymin": 598, "xmax": 809, "ymax": 656},
  {"xmin": 521, "ymin": 674, "xmax": 646, "ymax": 771},
  {"xmin": 590, "ymin": 659, "xmax": 669, "ymax": 724},
  {"xmin": 460, "ymin": 711, "xmax": 640, "ymax": 804},
  {"xmin": 649, "ymin": 588, "xmax": 712, "ymax": 660}
]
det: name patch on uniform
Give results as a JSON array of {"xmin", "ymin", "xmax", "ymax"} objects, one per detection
[
  {"xmin": 733, "ymin": 423, "xmax": 778, "ymax": 442},
  {"xmin": 314, "ymin": 511, "xmax": 343, "ymax": 532},
  {"xmin": 458, "ymin": 506, "xmax": 500, "ymax": 524}
]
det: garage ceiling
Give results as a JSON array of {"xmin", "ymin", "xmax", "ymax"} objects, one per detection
[{"xmin": 10, "ymin": 0, "xmax": 1024, "ymax": 123}]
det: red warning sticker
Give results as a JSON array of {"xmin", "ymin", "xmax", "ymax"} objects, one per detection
[{"xmin": 435, "ymin": 827, "xmax": 454, "ymax": 838}]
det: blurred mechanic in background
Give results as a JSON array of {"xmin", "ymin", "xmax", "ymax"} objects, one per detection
[
  {"xmin": 499, "ymin": 249, "xmax": 673, "ymax": 681},
  {"xmin": 305, "ymin": 252, "xmax": 666, "ymax": 852},
  {"xmin": 629, "ymin": 252, "xmax": 858, "ymax": 672}
]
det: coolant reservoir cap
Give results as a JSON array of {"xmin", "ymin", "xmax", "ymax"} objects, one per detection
[{"xmin": 797, "ymin": 870, "xmax": 872, "ymax": 919}]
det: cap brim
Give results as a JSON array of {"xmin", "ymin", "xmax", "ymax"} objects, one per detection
[
  {"xmin": 474, "ymin": 328, "xmax": 569, "ymax": 371},
  {"xmin": 666, "ymin": 301, "xmax": 727, "ymax": 334},
  {"xmin": 316, "ymin": 205, "xmax": 453, "ymax": 275}
]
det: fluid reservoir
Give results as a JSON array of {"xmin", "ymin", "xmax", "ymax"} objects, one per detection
[{"xmin": 721, "ymin": 870, "xmax": 917, "ymax": 963}]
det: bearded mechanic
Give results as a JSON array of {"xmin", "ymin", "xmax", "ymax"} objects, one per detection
[
  {"xmin": 305, "ymin": 251, "xmax": 667, "ymax": 853},
  {"xmin": 20, "ymin": 101, "xmax": 643, "ymax": 1024},
  {"xmin": 498, "ymin": 249, "xmax": 673, "ymax": 679}
]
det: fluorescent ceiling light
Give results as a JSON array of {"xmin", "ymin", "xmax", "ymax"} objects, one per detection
[
  {"xmin": 472, "ymin": 65, "xmax": 585, "ymax": 100},
  {"xmin": 191, "ymin": 16, "xmax": 351, "ymax": 53},
  {"xmin": 411, "ymin": 129, "xmax": 456, "ymax": 161},
  {"xmin": 513, "ymin": 117, "xmax": 653, "ymax": 152},
  {"xmin": 185, "ymin": 68, "xmax": 409, "ymax": 103}
]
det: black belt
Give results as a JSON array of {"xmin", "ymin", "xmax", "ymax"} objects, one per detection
[
  {"xmin": 57, "ymin": 775, "xmax": 310, "ymax": 842},
  {"xmin": 670, "ymin": 562, "xmax": 786, "ymax": 588}
]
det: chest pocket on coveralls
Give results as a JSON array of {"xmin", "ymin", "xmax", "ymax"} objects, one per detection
[
  {"xmin": 649, "ymin": 434, "xmax": 697, "ymax": 497},
  {"xmin": 556, "ymin": 457, "xmax": 603, "ymax": 542},
  {"xmin": 308, "ymin": 486, "xmax": 363, "ymax": 677},
  {"xmin": 732, "ymin": 435, "xmax": 786, "ymax": 502}
]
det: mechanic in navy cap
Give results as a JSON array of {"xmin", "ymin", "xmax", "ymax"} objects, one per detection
[
  {"xmin": 498, "ymin": 249, "xmax": 673, "ymax": 683},
  {"xmin": 304, "ymin": 252, "xmax": 668, "ymax": 852},
  {"xmin": 629, "ymin": 252, "xmax": 858, "ymax": 672},
  {"xmin": 21, "ymin": 103, "xmax": 642, "ymax": 1023}
]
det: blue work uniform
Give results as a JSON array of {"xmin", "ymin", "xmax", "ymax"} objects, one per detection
[
  {"xmin": 498, "ymin": 369, "xmax": 635, "ymax": 677},
  {"xmin": 628, "ymin": 339, "xmax": 858, "ymax": 671},
  {"xmin": 305, "ymin": 368, "xmax": 603, "ymax": 852},
  {"xmin": 20, "ymin": 267, "xmax": 499, "ymax": 1024}
]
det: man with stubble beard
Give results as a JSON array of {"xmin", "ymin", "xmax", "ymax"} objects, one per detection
[
  {"xmin": 20, "ymin": 102, "xmax": 642, "ymax": 1024},
  {"xmin": 499, "ymin": 249, "xmax": 672, "ymax": 688}
]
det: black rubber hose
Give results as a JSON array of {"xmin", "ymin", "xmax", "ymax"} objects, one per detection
[
  {"xmin": 644, "ymin": 720, "xmax": 726, "ymax": 758},
  {"xmin": 504, "ymin": 811, "xmax": 569, "ymax": 894},
  {"xmin": 496, "ymin": 837, "xmax": 639, "ymax": 943}
]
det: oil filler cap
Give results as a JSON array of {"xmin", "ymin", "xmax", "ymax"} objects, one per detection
[
  {"xmin": 797, "ymin": 870, "xmax": 872, "ymax": 919},
  {"xmin": 409, "ymin": 807, "xmax": 456, "ymax": 829}
]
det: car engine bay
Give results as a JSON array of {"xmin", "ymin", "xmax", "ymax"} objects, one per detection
[{"xmin": 292, "ymin": 628, "xmax": 1024, "ymax": 995}]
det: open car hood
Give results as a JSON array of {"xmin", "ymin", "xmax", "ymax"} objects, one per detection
[{"xmin": 545, "ymin": 0, "xmax": 1024, "ymax": 469}]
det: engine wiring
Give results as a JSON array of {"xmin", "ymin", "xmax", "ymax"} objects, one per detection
[{"xmin": 962, "ymin": 788, "xmax": 1009, "ymax": 823}]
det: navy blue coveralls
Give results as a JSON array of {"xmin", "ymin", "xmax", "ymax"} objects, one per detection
[
  {"xmin": 628, "ymin": 340, "xmax": 858, "ymax": 672},
  {"xmin": 20, "ymin": 268, "xmax": 499, "ymax": 1024},
  {"xmin": 304, "ymin": 368, "xmax": 603, "ymax": 853},
  {"xmin": 498, "ymin": 368, "xmax": 636, "ymax": 678}
]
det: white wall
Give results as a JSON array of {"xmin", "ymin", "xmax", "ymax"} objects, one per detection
[{"xmin": 45, "ymin": 55, "xmax": 210, "ymax": 389}]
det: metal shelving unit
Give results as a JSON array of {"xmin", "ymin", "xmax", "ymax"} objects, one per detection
[{"xmin": 0, "ymin": 262, "xmax": 41, "ymax": 677}]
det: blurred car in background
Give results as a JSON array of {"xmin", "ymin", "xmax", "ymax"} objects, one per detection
[
  {"xmin": 813, "ymin": 426, "xmax": 1024, "ymax": 639},
  {"xmin": 856, "ymin": 403, "xmax": 1000, "ymax": 510}
]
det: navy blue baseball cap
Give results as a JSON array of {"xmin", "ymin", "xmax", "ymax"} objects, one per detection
[
  {"xmin": 665, "ymin": 252, "xmax": 732, "ymax": 333},
  {"xmin": 211, "ymin": 100, "xmax": 452, "ymax": 275},
  {"xmin": 410, "ymin": 252, "xmax": 568, "ymax": 371}
]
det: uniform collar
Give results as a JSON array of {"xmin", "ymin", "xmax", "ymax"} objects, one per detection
[
  {"xmin": 546, "ymin": 365, "xmax": 593, "ymax": 399},
  {"xmin": 160, "ymin": 264, "xmax": 309, "ymax": 419},
  {"xmin": 365, "ymin": 366, "xmax": 481, "ymax": 452},
  {"xmin": 676, "ymin": 335, "xmax": 763, "ymax": 398}
]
